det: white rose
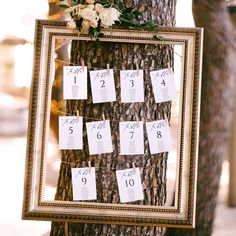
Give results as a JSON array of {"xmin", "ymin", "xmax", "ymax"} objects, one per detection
[
  {"xmin": 86, "ymin": 0, "xmax": 95, "ymax": 4},
  {"xmin": 95, "ymin": 3, "xmax": 103, "ymax": 13},
  {"xmin": 99, "ymin": 8, "xmax": 121, "ymax": 28},
  {"xmin": 87, "ymin": 4, "xmax": 95, "ymax": 10},
  {"xmin": 90, "ymin": 20, "xmax": 98, "ymax": 28},
  {"xmin": 82, "ymin": 20, "xmax": 90, "ymax": 29},
  {"xmin": 80, "ymin": 7, "xmax": 98, "ymax": 21},
  {"xmin": 67, "ymin": 21, "xmax": 76, "ymax": 29}
]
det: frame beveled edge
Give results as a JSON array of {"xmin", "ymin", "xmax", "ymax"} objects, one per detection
[{"xmin": 22, "ymin": 19, "xmax": 203, "ymax": 228}]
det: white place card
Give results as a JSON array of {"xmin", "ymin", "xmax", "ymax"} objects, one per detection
[
  {"xmin": 63, "ymin": 66, "xmax": 87, "ymax": 99},
  {"xmin": 86, "ymin": 120, "xmax": 113, "ymax": 155},
  {"xmin": 116, "ymin": 168, "xmax": 144, "ymax": 203},
  {"xmin": 120, "ymin": 70, "xmax": 144, "ymax": 103},
  {"xmin": 89, "ymin": 69, "xmax": 116, "ymax": 103},
  {"xmin": 150, "ymin": 68, "xmax": 177, "ymax": 103},
  {"xmin": 119, "ymin": 121, "xmax": 144, "ymax": 155},
  {"xmin": 59, "ymin": 116, "xmax": 83, "ymax": 150},
  {"xmin": 71, "ymin": 167, "xmax": 97, "ymax": 201},
  {"xmin": 146, "ymin": 119, "xmax": 173, "ymax": 154}
]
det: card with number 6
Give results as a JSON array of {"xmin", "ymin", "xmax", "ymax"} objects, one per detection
[
  {"xmin": 59, "ymin": 116, "xmax": 83, "ymax": 150},
  {"xmin": 86, "ymin": 120, "xmax": 113, "ymax": 155},
  {"xmin": 146, "ymin": 119, "xmax": 173, "ymax": 154}
]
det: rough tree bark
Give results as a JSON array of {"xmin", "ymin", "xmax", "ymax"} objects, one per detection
[
  {"xmin": 166, "ymin": 1, "xmax": 236, "ymax": 235},
  {"xmin": 50, "ymin": 1, "xmax": 176, "ymax": 235}
]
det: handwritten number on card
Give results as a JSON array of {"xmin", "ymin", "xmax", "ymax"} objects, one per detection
[
  {"xmin": 157, "ymin": 130, "xmax": 162, "ymax": 138},
  {"xmin": 161, "ymin": 79, "xmax": 166, "ymax": 86},
  {"xmin": 130, "ymin": 79, "xmax": 134, "ymax": 88},
  {"xmin": 69, "ymin": 127, "xmax": 73, "ymax": 134},
  {"xmin": 100, "ymin": 80, "xmax": 105, "ymax": 88},
  {"xmin": 97, "ymin": 131, "xmax": 102, "ymax": 139},
  {"xmin": 125, "ymin": 179, "xmax": 134, "ymax": 187},
  {"xmin": 81, "ymin": 177, "xmax": 87, "ymax": 185},
  {"xmin": 129, "ymin": 131, "xmax": 134, "ymax": 139}
]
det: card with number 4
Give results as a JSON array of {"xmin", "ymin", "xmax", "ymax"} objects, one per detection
[
  {"xmin": 146, "ymin": 119, "xmax": 173, "ymax": 154},
  {"xmin": 119, "ymin": 121, "xmax": 144, "ymax": 155},
  {"xmin": 150, "ymin": 68, "xmax": 177, "ymax": 103},
  {"xmin": 120, "ymin": 70, "xmax": 144, "ymax": 103},
  {"xmin": 63, "ymin": 66, "xmax": 87, "ymax": 100},
  {"xmin": 89, "ymin": 69, "xmax": 116, "ymax": 103},
  {"xmin": 116, "ymin": 168, "xmax": 144, "ymax": 203},
  {"xmin": 71, "ymin": 167, "xmax": 97, "ymax": 201},
  {"xmin": 59, "ymin": 116, "xmax": 83, "ymax": 150},
  {"xmin": 86, "ymin": 120, "xmax": 113, "ymax": 155}
]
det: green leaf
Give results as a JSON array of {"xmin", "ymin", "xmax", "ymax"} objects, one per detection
[{"xmin": 57, "ymin": 4, "xmax": 69, "ymax": 9}]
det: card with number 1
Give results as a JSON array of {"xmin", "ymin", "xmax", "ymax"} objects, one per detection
[{"xmin": 63, "ymin": 66, "xmax": 87, "ymax": 100}]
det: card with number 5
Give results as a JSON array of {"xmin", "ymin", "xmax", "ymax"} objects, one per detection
[{"xmin": 59, "ymin": 116, "xmax": 83, "ymax": 150}]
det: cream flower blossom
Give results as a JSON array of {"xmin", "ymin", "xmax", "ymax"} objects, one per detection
[
  {"xmin": 90, "ymin": 20, "xmax": 98, "ymax": 28},
  {"xmin": 67, "ymin": 21, "xmax": 76, "ymax": 29},
  {"xmin": 87, "ymin": 4, "xmax": 95, "ymax": 10},
  {"xmin": 95, "ymin": 3, "xmax": 103, "ymax": 13},
  {"xmin": 86, "ymin": 0, "xmax": 95, "ymax": 4},
  {"xmin": 99, "ymin": 8, "xmax": 121, "ymax": 28},
  {"xmin": 82, "ymin": 20, "xmax": 90, "ymax": 29},
  {"xmin": 80, "ymin": 7, "xmax": 98, "ymax": 22}
]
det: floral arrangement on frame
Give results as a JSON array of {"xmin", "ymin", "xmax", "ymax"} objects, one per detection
[{"xmin": 58, "ymin": 0, "xmax": 157, "ymax": 38}]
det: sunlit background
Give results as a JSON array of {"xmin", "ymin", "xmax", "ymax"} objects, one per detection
[{"xmin": 0, "ymin": 1, "xmax": 235, "ymax": 235}]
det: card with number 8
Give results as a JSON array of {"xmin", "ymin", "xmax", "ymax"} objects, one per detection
[{"xmin": 146, "ymin": 119, "xmax": 173, "ymax": 154}]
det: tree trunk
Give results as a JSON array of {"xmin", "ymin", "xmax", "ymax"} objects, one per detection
[
  {"xmin": 50, "ymin": 1, "xmax": 176, "ymax": 235},
  {"xmin": 166, "ymin": 1, "xmax": 236, "ymax": 235}
]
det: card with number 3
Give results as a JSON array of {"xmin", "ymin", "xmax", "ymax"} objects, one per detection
[{"xmin": 120, "ymin": 70, "xmax": 144, "ymax": 103}]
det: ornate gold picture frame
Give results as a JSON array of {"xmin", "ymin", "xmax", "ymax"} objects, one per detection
[{"xmin": 22, "ymin": 20, "xmax": 203, "ymax": 228}]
